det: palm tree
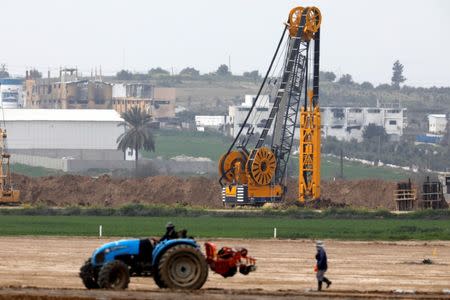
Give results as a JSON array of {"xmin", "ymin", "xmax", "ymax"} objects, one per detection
[{"xmin": 117, "ymin": 107, "xmax": 155, "ymax": 172}]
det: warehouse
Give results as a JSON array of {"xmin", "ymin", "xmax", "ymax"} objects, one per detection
[{"xmin": 1, "ymin": 109, "xmax": 130, "ymax": 171}]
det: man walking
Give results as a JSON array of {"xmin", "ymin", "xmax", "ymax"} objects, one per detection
[{"xmin": 315, "ymin": 240, "xmax": 332, "ymax": 291}]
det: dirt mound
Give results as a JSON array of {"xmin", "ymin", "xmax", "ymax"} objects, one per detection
[
  {"xmin": 12, "ymin": 174, "xmax": 397, "ymax": 209},
  {"xmin": 321, "ymin": 179, "xmax": 397, "ymax": 210}
]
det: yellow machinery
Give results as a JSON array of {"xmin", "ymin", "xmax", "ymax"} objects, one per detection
[
  {"xmin": 0, "ymin": 128, "xmax": 20, "ymax": 205},
  {"xmin": 219, "ymin": 6, "xmax": 322, "ymax": 205}
]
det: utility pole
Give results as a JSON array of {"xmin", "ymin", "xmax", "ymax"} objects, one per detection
[{"xmin": 378, "ymin": 135, "xmax": 381, "ymax": 166}]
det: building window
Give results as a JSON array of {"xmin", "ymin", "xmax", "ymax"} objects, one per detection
[
  {"xmin": 256, "ymin": 107, "xmax": 269, "ymax": 112},
  {"xmin": 331, "ymin": 109, "xmax": 345, "ymax": 119},
  {"xmin": 389, "ymin": 120, "xmax": 397, "ymax": 125},
  {"xmin": 367, "ymin": 109, "xmax": 380, "ymax": 113}
]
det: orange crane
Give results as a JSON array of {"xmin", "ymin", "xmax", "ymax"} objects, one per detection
[{"xmin": 219, "ymin": 6, "xmax": 321, "ymax": 205}]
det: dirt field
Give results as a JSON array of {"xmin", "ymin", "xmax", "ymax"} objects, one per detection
[{"xmin": 0, "ymin": 237, "xmax": 449, "ymax": 299}]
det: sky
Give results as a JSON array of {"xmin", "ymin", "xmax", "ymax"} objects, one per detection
[{"xmin": 1, "ymin": 0, "xmax": 449, "ymax": 87}]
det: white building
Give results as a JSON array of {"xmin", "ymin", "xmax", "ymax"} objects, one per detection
[
  {"xmin": 229, "ymin": 95, "xmax": 272, "ymax": 137},
  {"xmin": 194, "ymin": 115, "xmax": 230, "ymax": 132},
  {"xmin": 321, "ymin": 107, "xmax": 406, "ymax": 142},
  {"xmin": 1, "ymin": 109, "xmax": 130, "ymax": 171},
  {"xmin": 428, "ymin": 114, "xmax": 447, "ymax": 134},
  {"xmin": 227, "ymin": 95, "xmax": 406, "ymax": 143},
  {"xmin": 0, "ymin": 79, "xmax": 24, "ymax": 108}
]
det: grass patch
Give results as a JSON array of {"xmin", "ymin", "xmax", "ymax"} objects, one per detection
[
  {"xmin": 142, "ymin": 130, "xmax": 412, "ymax": 180},
  {"xmin": 0, "ymin": 215, "xmax": 449, "ymax": 240},
  {"xmin": 143, "ymin": 130, "xmax": 232, "ymax": 161},
  {"xmin": 2, "ymin": 205, "xmax": 449, "ymax": 220},
  {"xmin": 12, "ymin": 163, "xmax": 61, "ymax": 177}
]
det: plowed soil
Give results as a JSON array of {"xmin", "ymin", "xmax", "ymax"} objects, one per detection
[
  {"xmin": 12, "ymin": 174, "xmax": 399, "ymax": 209},
  {"xmin": 0, "ymin": 237, "xmax": 449, "ymax": 299}
]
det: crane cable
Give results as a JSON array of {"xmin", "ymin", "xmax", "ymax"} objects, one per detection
[
  {"xmin": 244, "ymin": 36, "xmax": 289, "ymax": 146},
  {"xmin": 224, "ymin": 25, "xmax": 288, "ymax": 156}
]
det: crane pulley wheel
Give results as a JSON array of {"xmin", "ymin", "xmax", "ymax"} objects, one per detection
[
  {"xmin": 218, "ymin": 150, "xmax": 248, "ymax": 184},
  {"xmin": 288, "ymin": 6, "xmax": 321, "ymax": 39},
  {"xmin": 247, "ymin": 147, "xmax": 276, "ymax": 186}
]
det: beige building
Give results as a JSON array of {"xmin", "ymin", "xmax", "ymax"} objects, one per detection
[
  {"xmin": 25, "ymin": 68, "xmax": 113, "ymax": 109},
  {"xmin": 112, "ymin": 84, "xmax": 176, "ymax": 119},
  {"xmin": 152, "ymin": 87, "xmax": 176, "ymax": 119}
]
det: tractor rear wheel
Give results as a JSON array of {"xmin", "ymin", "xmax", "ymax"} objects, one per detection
[
  {"xmin": 79, "ymin": 259, "xmax": 99, "ymax": 289},
  {"xmin": 157, "ymin": 244, "xmax": 208, "ymax": 289},
  {"xmin": 98, "ymin": 260, "xmax": 130, "ymax": 290}
]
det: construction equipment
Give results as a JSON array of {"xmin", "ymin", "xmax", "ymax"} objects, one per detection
[
  {"xmin": 219, "ymin": 6, "xmax": 322, "ymax": 205},
  {"xmin": 80, "ymin": 236, "xmax": 256, "ymax": 290},
  {"xmin": 204, "ymin": 242, "xmax": 256, "ymax": 278},
  {"xmin": 394, "ymin": 179, "xmax": 417, "ymax": 211},
  {"xmin": 0, "ymin": 128, "xmax": 19, "ymax": 205},
  {"xmin": 419, "ymin": 176, "xmax": 448, "ymax": 209}
]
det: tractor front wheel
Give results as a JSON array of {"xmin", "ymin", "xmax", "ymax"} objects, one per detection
[
  {"xmin": 79, "ymin": 259, "xmax": 99, "ymax": 289},
  {"xmin": 156, "ymin": 244, "xmax": 208, "ymax": 289},
  {"xmin": 97, "ymin": 260, "xmax": 130, "ymax": 290}
]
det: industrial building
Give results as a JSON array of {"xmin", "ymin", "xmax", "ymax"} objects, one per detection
[
  {"xmin": 0, "ymin": 79, "xmax": 24, "ymax": 108},
  {"xmin": 3, "ymin": 109, "xmax": 129, "ymax": 172}
]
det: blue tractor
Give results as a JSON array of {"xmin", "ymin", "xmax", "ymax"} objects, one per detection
[{"xmin": 79, "ymin": 238, "xmax": 209, "ymax": 290}]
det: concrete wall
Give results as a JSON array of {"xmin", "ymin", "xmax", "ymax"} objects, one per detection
[
  {"xmin": 10, "ymin": 149, "xmax": 123, "ymax": 160},
  {"xmin": 12, "ymin": 154, "xmax": 216, "ymax": 175},
  {"xmin": 12, "ymin": 153, "xmax": 68, "ymax": 171},
  {"xmin": 65, "ymin": 159, "xmax": 134, "ymax": 172}
]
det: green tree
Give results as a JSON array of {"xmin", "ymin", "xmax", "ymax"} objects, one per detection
[
  {"xmin": 337, "ymin": 74, "xmax": 353, "ymax": 85},
  {"xmin": 376, "ymin": 83, "xmax": 393, "ymax": 90},
  {"xmin": 148, "ymin": 67, "xmax": 170, "ymax": 77},
  {"xmin": 216, "ymin": 64, "xmax": 231, "ymax": 76},
  {"xmin": 243, "ymin": 70, "xmax": 260, "ymax": 80},
  {"xmin": 117, "ymin": 107, "xmax": 155, "ymax": 172},
  {"xmin": 0, "ymin": 64, "xmax": 9, "ymax": 78},
  {"xmin": 179, "ymin": 67, "xmax": 200, "ymax": 77},
  {"xmin": 360, "ymin": 81, "xmax": 374, "ymax": 89},
  {"xmin": 391, "ymin": 60, "xmax": 406, "ymax": 89},
  {"xmin": 320, "ymin": 71, "xmax": 336, "ymax": 82},
  {"xmin": 362, "ymin": 124, "xmax": 388, "ymax": 142},
  {"xmin": 116, "ymin": 70, "xmax": 133, "ymax": 80}
]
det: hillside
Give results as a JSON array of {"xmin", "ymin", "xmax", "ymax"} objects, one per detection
[{"xmin": 168, "ymin": 76, "xmax": 450, "ymax": 131}]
